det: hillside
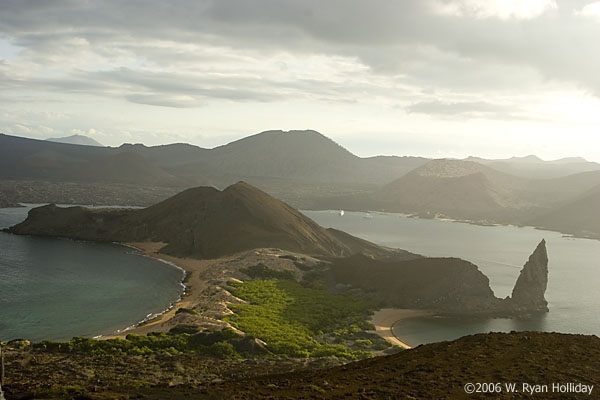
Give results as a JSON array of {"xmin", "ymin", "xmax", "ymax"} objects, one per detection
[
  {"xmin": 377, "ymin": 159, "xmax": 532, "ymax": 220},
  {"xmin": 204, "ymin": 332, "xmax": 600, "ymax": 400},
  {"xmin": 530, "ymin": 184, "xmax": 600, "ymax": 239},
  {"xmin": 6, "ymin": 182, "xmax": 410, "ymax": 259},
  {"xmin": 46, "ymin": 134, "xmax": 103, "ymax": 147},
  {"xmin": 4, "ymin": 332, "xmax": 598, "ymax": 399}
]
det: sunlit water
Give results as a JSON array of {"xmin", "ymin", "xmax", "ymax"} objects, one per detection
[
  {"xmin": 0, "ymin": 205, "xmax": 184, "ymax": 342},
  {"xmin": 304, "ymin": 210, "xmax": 600, "ymax": 346}
]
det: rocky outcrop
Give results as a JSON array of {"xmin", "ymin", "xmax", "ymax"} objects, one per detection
[
  {"xmin": 331, "ymin": 240, "xmax": 549, "ymax": 317},
  {"xmin": 331, "ymin": 255, "xmax": 501, "ymax": 313},
  {"xmin": 503, "ymin": 239, "xmax": 549, "ymax": 314}
]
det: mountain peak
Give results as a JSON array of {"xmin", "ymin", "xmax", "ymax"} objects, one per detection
[
  {"xmin": 509, "ymin": 155, "xmax": 543, "ymax": 163},
  {"xmin": 46, "ymin": 134, "xmax": 103, "ymax": 147}
]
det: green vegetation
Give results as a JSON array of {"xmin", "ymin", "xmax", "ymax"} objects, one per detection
[
  {"xmin": 224, "ymin": 279, "xmax": 390, "ymax": 360},
  {"xmin": 35, "ymin": 330, "xmax": 243, "ymax": 358}
]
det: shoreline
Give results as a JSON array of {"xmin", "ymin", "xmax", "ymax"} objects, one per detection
[
  {"xmin": 370, "ymin": 308, "xmax": 433, "ymax": 350},
  {"xmin": 302, "ymin": 209, "xmax": 600, "ymax": 243},
  {"xmin": 101, "ymin": 242, "xmax": 210, "ymax": 339}
]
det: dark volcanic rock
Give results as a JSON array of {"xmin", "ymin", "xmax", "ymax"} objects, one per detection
[
  {"xmin": 505, "ymin": 239, "xmax": 549, "ymax": 313},
  {"xmin": 331, "ymin": 240, "xmax": 550, "ymax": 316},
  {"xmin": 331, "ymin": 255, "xmax": 502, "ymax": 312}
]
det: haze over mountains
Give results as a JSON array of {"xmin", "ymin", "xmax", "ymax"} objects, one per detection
[
  {"xmin": 315, "ymin": 158, "xmax": 600, "ymax": 226},
  {"xmin": 46, "ymin": 134, "xmax": 104, "ymax": 147},
  {"xmin": 1, "ymin": 130, "xmax": 600, "ymax": 239}
]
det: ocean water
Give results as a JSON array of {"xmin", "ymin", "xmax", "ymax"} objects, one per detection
[
  {"xmin": 0, "ymin": 205, "xmax": 184, "ymax": 342},
  {"xmin": 304, "ymin": 210, "xmax": 600, "ymax": 347}
]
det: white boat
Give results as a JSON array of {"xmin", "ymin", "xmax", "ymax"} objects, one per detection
[{"xmin": 339, "ymin": 210, "xmax": 344, "ymax": 216}]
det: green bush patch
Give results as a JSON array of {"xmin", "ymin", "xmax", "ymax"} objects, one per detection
[
  {"xmin": 35, "ymin": 329, "xmax": 243, "ymax": 358},
  {"xmin": 224, "ymin": 279, "xmax": 389, "ymax": 360}
]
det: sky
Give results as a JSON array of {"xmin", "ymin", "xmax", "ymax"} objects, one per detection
[{"xmin": 1, "ymin": 0, "xmax": 600, "ymax": 161}]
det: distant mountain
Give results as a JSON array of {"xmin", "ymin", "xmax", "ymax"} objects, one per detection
[
  {"xmin": 376, "ymin": 159, "xmax": 535, "ymax": 219},
  {"xmin": 312, "ymin": 159, "xmax": 538, "ymax": 221},
  {"xmin": 166, "ymin": 130, "xmax": 428, "ymax": 185},
  {"xmin": 3, "ymin": 131, "xmax": 600, "ymax": 238},
  {"xmin": 46, "ymin": 134, "xmax": 104, "ymax": 147},
  {"xmin": 0, "ymin": 131, "xmax": 428, "ymax": 207},
  {"xmin": 465, "ymin": 155, "xmax": 600, "ymax": 178},
  {"xmin": 7, "ymin": 182, "xmax": 413, "ymax": 260},
  {"xmin": 530, "ymin": 183, "xmax": 600, "ymax": 239},
  {"xmin": 0, "ymin": 131, "xmax": 427, "ymax": 185},
  {"xmin": 311, "ymin": 159, "xmax": 600, "ymax": 230},
  {"xmin": 0, "ymin": 134, "xmax": 179, "ymax": 186}
]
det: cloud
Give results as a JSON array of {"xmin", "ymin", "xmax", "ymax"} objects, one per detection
[
  {"xmin": 574, "ymin": 1, "xmax": 600, "ymax": 20},
  {"xmin": 0, "ymin": 0, "xmax": 599, "ymax": 161},
  {"xmin": 407, "ymin": 100, "xmax": 513, "ymax": 116},
  {"xmin": 430, "ymin": 0, "xmax": 558, "ymax": 20},
  {"xmin": 0, "ymin": 0, "xmax": 597, "ymax": 99}
]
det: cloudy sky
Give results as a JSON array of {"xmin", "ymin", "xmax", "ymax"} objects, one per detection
[{"xmin": 1, "ymin": 0, "xmax": 600, "ymax": 161}]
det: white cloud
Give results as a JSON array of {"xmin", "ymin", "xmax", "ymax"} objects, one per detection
[
  {"xmin": 574, "ymin": 1, "xmax": 600, "ymax": 20},
  {"xmin": 0, "ymin": 0, "xmax": 600, "ymax": 161},
  {"xmin": 431, "ymin": 0, "xmax": 557, "ymax": 20}
]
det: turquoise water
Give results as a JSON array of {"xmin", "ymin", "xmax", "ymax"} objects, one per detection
[
  {"xmin": 0, "ymin": 205, "xmax": 184, "ymax": 342},
  {"xmin": 304, "ymin": 210, "xmax": 600, "ymax": 347}
]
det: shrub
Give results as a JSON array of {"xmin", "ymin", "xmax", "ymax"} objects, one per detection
[{"xmin": 224, "ymin": 279, "xmax": 384, "ymax": 359}]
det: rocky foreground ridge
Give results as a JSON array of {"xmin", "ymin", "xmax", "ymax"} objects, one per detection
[{"xmin": 2, "ymin": 332, "xmax": 598, "ymax": 399}]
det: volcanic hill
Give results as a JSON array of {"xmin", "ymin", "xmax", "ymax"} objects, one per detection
[{"xmin": 6, "ymin": 181, "xmax": 409, "ymax": 260}]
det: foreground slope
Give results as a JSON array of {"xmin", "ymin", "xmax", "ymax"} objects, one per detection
[
  {"xmin": 7, "ymin": 181, "xmax": 409, "ymax": 260},
  {"xmin": 4, "ymin": 332, "xmax": 598, "ymax": 399},
  {"xmin": 202, "ymin": 332, "xmax": 600, "ymax": 400}
]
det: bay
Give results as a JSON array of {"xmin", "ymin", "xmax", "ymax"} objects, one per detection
[
  {"xmin": 0, "ymin": 205, "xmax": 184, "ymax": 342},
  {"xmin": 303, "ymin": 210, "xmax": 600, "ymax": 346}
]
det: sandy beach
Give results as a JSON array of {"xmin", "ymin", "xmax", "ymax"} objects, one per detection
[
  {"xmin": 102, "ymin": 243, "xmax": 304, "ymax": 339},
  {"xmin": 371, "ymin": 308, "xmax": 433, "ymax": 349},
  {"xmin": 104, "ymin": 245, "xmax": 434, "ymax": 351},
  {"xmin": 103, "ymin": 242, "xmax": 213, "ymax": 338}
]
